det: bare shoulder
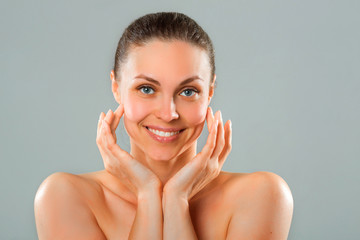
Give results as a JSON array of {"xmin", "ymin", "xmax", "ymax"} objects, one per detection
[
  {"xmin": 34, "ymin": 172, "xmax": 103, "ymax": 207},
  {"xmin": 34, "ymin": 172, "xmax": 106, "ymax": 240},
  {"xmin": 223, "ymin": 171, "xmax": 294, "ymax": 240},
  {"xmin": 220, "ymin": 171, "xmax": 293, "ymax": 202},
  {"xmin": 230, "ymin": 171, "xmax": 292, "ymax": 196}
]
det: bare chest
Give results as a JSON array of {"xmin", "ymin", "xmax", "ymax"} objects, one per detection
[{"xmin": 93, "ymin": 188, "xmax": 231, "ymax": 240}]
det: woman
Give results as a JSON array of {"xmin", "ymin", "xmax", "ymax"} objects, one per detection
[{"xmin": 34, "ymin": 12, "xmax": 293, "ymax": 239}]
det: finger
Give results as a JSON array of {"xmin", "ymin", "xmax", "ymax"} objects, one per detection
[
  {"xmin": 104, "ymin": 108, "xmax": 119, "ymax": 137},
  {"xmin": 100, "ymin": 119, "xmax": 127, "ymax": 163},
  {"xmin": 101, "ymin": 119, "xmax": 142, "ymax": 181},
  {"xmin": 97, "ymin": 118, "xmax": 114, "ymax": 160},
  {"xmin": 219, "ymin": 120, "xmax": 232, "ymax": 168},
  {"xmin": 111, "ymin": 104, "xmax": 124, "ymax": 131},
  {"xmin": 97, "ymin": 112, "xmax": 106, "ymax": 138},
  {"xmin": 206, "ymin": 107, "xmax": 212, "ymax": 132},
  {"xmin": 206, "ymin": 106, "xmax": 214, "ymax": 132},
  {"xmin": 104, "ymin": 109, "xmax": 114, "ymax": 127},
  {"xmin": 100, "ymin": 119, "xmax": 116, "ymax": 146},
  {"xmin": 200, "ymin": 114, "xmax": 218, "ymax": 159},
  {"xmin": 99, "ymin": 119, "xmax": 147, "ymax": 189},
  {"xmin": 211, "ymin": 111, "xmax": 225, "ymax": 159},
  {"xmin": 101, "ymin": 119, "xmax": 132, "ymax": 161},
  {"xmin": 98, "ymin": 120, "xmax": 126, "ymax": 178}
]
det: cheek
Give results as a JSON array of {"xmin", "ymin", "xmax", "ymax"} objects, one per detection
[
  {"xmin": 123, "ymin": 94, "xmax": 152, "ymax": 122},
  {"xmin": 180, "ymin": 101, "xmax": 208, "ymax": 125}
]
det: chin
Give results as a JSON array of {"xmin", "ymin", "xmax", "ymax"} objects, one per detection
[{"xmin": 146, "ymin": 147, "xmax": 182, "ymax": 161}]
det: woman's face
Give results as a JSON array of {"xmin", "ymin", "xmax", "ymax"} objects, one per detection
[{"xmin": 115, "ymin": 39, "xmax": 215, "ymax": 161}]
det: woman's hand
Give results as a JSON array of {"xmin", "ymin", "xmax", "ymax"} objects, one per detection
[
  {"xmin": 163, "ymin": 107, "xmax": 232, "ymax": 201},
  {"xmin": 96, "ymin": 104, "xmax": 162, "ymax": 196}
]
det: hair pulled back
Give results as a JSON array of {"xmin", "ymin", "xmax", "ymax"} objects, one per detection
[{"xmin": 113, "ymin": 12, "xmax": 215, "ymax": 83}]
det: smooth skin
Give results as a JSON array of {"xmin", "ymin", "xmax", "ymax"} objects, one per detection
[
  {"xmin": 99, "ymin": 104, "xmax": 229, "ymax": 239},
  {"xmin": 34, "ymin": 39, "xmax": 293, "ymax": 240}
]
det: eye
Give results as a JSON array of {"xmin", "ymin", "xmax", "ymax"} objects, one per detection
[
  {"xmin": 139, "ymin": 86, "xmax": 155, "ymax": 95},
  {"xmin": 180, "ymin": 89, "xmax": 197, "ymax": 97}
]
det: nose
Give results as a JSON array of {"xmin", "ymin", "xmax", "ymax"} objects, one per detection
[{"xmin": 155, "ymin": 95, "xmax": 179, "ymax": 122}]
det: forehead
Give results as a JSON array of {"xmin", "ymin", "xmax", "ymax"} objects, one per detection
[{"xmin": 122, "ymin": 40, "xmax": 211, "ymax": 83}]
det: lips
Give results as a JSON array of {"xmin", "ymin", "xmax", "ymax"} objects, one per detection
[
  {"xmin": 144, "ymin": 125, "xmax": 185, "ymax": 143},
  {"xmin": 147, "ymin": 127, "xmax": 180, "ymax": 137}
]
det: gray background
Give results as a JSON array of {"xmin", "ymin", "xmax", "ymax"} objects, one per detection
[{"xmin": 1, "ymin": 0, "xmax": 359, "ymax": 239}]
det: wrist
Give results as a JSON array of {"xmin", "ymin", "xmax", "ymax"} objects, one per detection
[
  {"xmin": 137, "ymin": 184, "xmax": 162, "ymax": 201},
  {"xmin": 163, "ymin": 186, "xmax": 189, "ymax": 200},
  {"xmin": 162, "ymin": 191, "xmax": 189, "ymax": 208}
]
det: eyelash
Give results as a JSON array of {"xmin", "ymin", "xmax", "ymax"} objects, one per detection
[
  {"xmin": 137, "ymin": 85, "xmax": 199, "ymax": 97},
  {"xmin": 138, "ymin": 85, "xmax": 155, "ymax": 95}
]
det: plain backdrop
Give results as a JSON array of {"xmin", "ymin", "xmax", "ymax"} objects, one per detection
[{"xmin": 1, "ymin": 0, "xmax": 359, "ymax": 239}]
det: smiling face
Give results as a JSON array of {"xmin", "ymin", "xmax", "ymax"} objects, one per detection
[{"xmin": 112, "ymin": 39, "xmax": 215, "ymax": 161}]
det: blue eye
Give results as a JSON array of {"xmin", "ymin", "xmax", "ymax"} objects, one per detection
[
  {"xmin": 140, "ymin": 86, "xmax": 155, "ymax": 95},
  {"xmin": 180, "ymin": 89, "xmax": 197, "ymax": 97}
]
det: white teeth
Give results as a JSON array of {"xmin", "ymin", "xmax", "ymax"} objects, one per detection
[{"xmin": 147, "ymin": 127, "xmax": 181, "ymax": 137}]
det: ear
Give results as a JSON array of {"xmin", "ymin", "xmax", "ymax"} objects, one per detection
[
  {"xmin": 111, "ymin": 70, "xmax": 122, "ymax": 104},
  {"xmin": 208, "ymin": 74, "xmax": 216, "ymax": 104}
]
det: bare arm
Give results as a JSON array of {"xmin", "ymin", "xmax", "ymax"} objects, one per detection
[
  {"xmin": 128, "ymin": 186, "xmax": 163, "ymax": 240},
  {"xmin": 162, "ymin": 194, "xmax": 198, "ymax": 240},
  {"xmin": 34, "ymin": 172, "xmax": 106, "ymax": 240}
]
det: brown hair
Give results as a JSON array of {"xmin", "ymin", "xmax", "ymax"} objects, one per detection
[{"xmin": 113, "ymin": 12, "xmax": 215, "ymax": 83}]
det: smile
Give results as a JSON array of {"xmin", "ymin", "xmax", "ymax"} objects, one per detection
[
  {"xmin": 145, "ymin": 126, "xmax": 185, "ymax": 143},
  {"xmin": 147, "ymin": 127, "xmax": 180, "ymax": 137}
]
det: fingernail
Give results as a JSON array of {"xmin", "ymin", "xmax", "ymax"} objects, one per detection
[{"xmin": 229, "ymin": 120, "xmax": 232, "ymax": 129}]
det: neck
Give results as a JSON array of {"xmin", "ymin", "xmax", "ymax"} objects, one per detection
[{"xmin": 130, "ymin": 140, "xmax": 198, "ymax": 186}]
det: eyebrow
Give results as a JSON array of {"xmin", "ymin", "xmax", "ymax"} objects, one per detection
[{"xmin": 134, "ymin": 74, "xmax": 203, "ymax": 86}]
